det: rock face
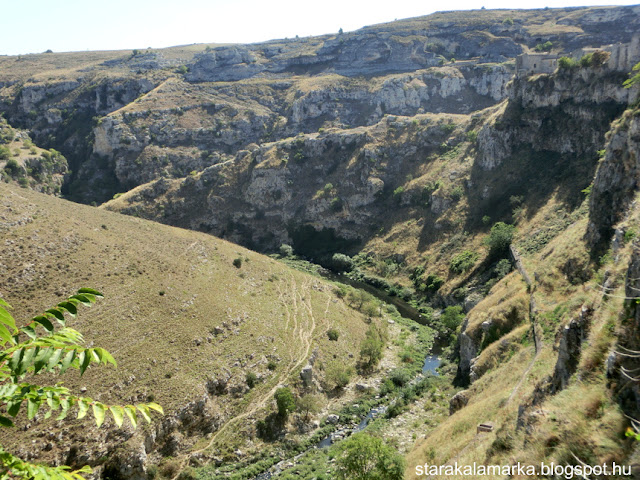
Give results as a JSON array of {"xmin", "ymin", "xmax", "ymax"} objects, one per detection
[
  {"xmin": 1, "ymin": 7, "xmax": 638, "ymax": 205},
  {"xmin": 551, "ymin": 306, "xmax": 593, "ymax": 393},
  {"xmin": 586, "ymin": 109, "xmax": 640, "ymax": 252},
  {"xmin": 456, "ymin": 318, "xmax": 479, "ymax": 385},
  {"xmin": 300, "ymin": 365, "xmax": 313, "ymax": 387},
  {"xmin": 477, "ymin": 67, "xmax": 634, "ymax": 172}
]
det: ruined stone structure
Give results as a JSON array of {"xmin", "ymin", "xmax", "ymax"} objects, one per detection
[{"xmin": 516, "ymin": 53, "xmax": 559, "ymax": 76}]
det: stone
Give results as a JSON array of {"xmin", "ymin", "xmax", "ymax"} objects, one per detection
[
  {"xmin": 327, "ymin": 414, "xmax": 339, "ymax": 424},
  {"xmin": 300, "ymin": 364, "xmax": 313, "ymax": 387},
  {"xmin": 449, "ymin": 390, "xmax": 469, "ymax": 415}
]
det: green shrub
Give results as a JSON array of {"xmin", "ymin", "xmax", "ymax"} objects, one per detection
[
  {"xmin": 494, "ymin": 258, "xmax": 512, "ymax": 278},
  {"xmin": 393, "ymin": 186, "xmax": 405, "ymax": 197},
  {"xmin": 296, "ymin": 394, "xmax": 322, "ymax": 419},
  {"xmin": 558, "ymin": 56, "xmax": 578, "ymax": 69},
  {"xmin": 233, "ymin": 257, "xmax": 243, "ymax": 268},
  {"xmin": 0, "ymin": 146, "xmax": 12, "ymax": 161},
  {"xmin": 335, "ymin": 433, "xmax": 405, "ymax": 480},
  {"xmin": 330, "ymin": 197, "xmax": 343, "ymax": 212},
  {"xmin": 534, "ymin": 41, "xmax": 553, "ymax": 52},
  {"xmin": 3, "ymin": 158, "xmax": 21, "ymax": 177},
  {"xmin": 325, "ymin": 360, "xmax": 354, "ymax": 389},
  {"xmin": 246, "ymin": 372, "xmax": 258, "ymax": 388},
  {"xmin": 327, "ymin": 328, "xmax": 340, "ymax": 341},
  {"xmin": 486, "ymin": 222, "xmax": 515, "ymax": 257},
  {"xmin": 279, "ymin": 244, "xmax": 294, "ymax": 257},
  {"xmin": 450, "ymin": 250, "xmax": 478, "ymax": 274},
  {"xmin": 424, "ymin": 273, "xmax": 444, "ymax": 292},
  {"xmin": 267, "ymin": 360, "xmax": 277, "ymax": 370},
  {"xmin": 441, "ymin": 306, "xmax": 465, "ymax": 331},
  {"xmin": 274, "ymin": 387, "xmax": 296, "ymax": 417},
  {"xmin": 580, "ymin": 53, "xmax": 593, "ymax": 67},
  {"xmin": 390, "ymin": 368, "xmax": 411, "ymax": 387},
  {"xmin": 359, "ymin": 323, "xmax": 386, "ymax": 371},
  {"xmin": 450, "ymin": 185, "xmax": 464, "ymax": 201},
  {"xmin": 331, "ymin": 253, "xmax": 354, "ymax": 272}
]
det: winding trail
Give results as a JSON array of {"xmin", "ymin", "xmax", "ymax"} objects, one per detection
[{"xmin": 169, "ymin": 274, "xmax": 321, "ymax": 479}]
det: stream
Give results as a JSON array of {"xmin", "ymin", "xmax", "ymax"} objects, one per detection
[
  {"xmin": 253, "ymin": 352, "xmax": 441, "ymax": 479},
  {"xmin": 252, "ymin": 273, "xmax": 443, "ymax": 479}
]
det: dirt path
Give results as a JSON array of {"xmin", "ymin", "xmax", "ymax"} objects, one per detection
[{"xmin": 170, "ymin": 274, "xmax": 319, "ymax": 478}]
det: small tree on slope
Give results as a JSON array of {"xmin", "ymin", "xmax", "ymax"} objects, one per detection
[{"xmin": 0, "ymin": 289, "xmax": 162, "ymax": 480}]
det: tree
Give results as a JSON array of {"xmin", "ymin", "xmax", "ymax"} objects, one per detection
[
  {"xmin": 324, "ymin": 360, "xmax": 354, "ymax": 390},
  {"xmin": 0, "ymin": 290, "xmax": 162, "ymax": 480},
  {"xmin": 440, "ymin": 305, "xmax": 465, "ymax": 331},
  {"xmin": 274, "ymin": 387, "xmax": 295, "ymax": 418},
  {"xmin": 486, "ymin": 222, "xmax": 515, "ymax": 257},
  {"xmin": 296, "ymin": 393, "xmax": 322, "ymax": 420},
  {"xmin": 359, "ymin": 324, "xmax": 386, "ymax": 372},
  {"xmin": 334, "ymin": 433, "xmax": 405, "ymax": 480}
]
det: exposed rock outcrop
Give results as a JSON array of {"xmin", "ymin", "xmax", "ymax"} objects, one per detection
[
  {"xmin": 586, "ymin": 108, "xmax": 640, "ymax": 252},
  {"xmin": 449, "ymin": 390, "xmax": 469, "ymax": 414},
  {"xmin": 551, "ymin": 306, "xmax": 593, "ymax": 393}
]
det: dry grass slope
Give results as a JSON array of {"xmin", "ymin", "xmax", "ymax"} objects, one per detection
[{"xmin": 0, "ymin": 182, "xmax": 370, "ymax": 464}]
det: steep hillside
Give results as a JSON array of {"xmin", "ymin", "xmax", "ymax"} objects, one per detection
[
  {"xmin": 0, "ymin": 182, "xmax": 413, "ymax": 478},
  {"xmin": 406, "ymin": 103, "xmax": 640, "ymax": 479},
  {"xmin": 3, "ymin": 6, "xmax": 640, "ymax": 480}
]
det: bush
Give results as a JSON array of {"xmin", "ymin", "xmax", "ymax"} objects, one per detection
[
  {"xmin": 423, "ymin": 273, "xmax": 444, "ymax": 292},
  {"xmin": 558, "ymin": 56, "xmax": 578, "ymax": 69},
  {"xmin": 486, "ymin": 222, "xmax": 515, "ymax": 257},
  {"xmin": 331, "ymin": 253, "xmax": 354, "ymax": 272},
  {"xmin": 580, "ymin": 53, "xmax": 593, "ymax": 67},
  {"xmin": 0, "ymin": 146, "xmax": 12, "ymax": 161},
  {"xmin": 441, "ymin": 306, "xmax": 465, "ymax": 331},
  {"xmin": 325, "ymin": 360, "xmax": 354, "ymax": 389},
  {"xmin": 327, "ymin": 328, "xmax": 340, "ymax": 341},
  {"xmin": 330, "ymin": 197, "xmax": 343, "ymax": 212},
  {"xmin": 450, "ymin": 185, "xmax": 464, "ymax": 201},
  {"xmin": 274, "ymin": 387, "xmax": 296, "ymax": 417},
  {"xmin": 246, "ymin": 372, "xmax": 258, "ymax": 388},
  {"xmin": 334, "ymin": 433, "xmax": 405, "ymax": 480},
  {"xmin": 591, "ymin": 50, "xmax": 610, "ymax": 67},
  {"xmin": 267, "ymin": 360, "xmax": 278, "ymax": 370},
  {"xmin": 390, "ymin": 368, "xmax": 411, "ymax": 387},
  {"xmin": 494, "ymin": 258, "xmax": 512, "ymax": 278},
  {"xmin": 279, "ymin": 244, "xmax": 294, "ymax": 257},
  {"xmin": 359, "ymin": 324, "xmax": 386, "ymax": 371},
  {"xmin": 3, "ymin": 158, "xmax": 21, "ymax": 177},
  {"xmin": 534, "ymin": 41, "xmax": 553, "ymax": 52},
  {"xmin": 233, "ymin": 257, "xmax": 243, "ymax": 268},
  {"xmin": 449, "ymin": 250, "xmax": 478, "ymax": 274}
]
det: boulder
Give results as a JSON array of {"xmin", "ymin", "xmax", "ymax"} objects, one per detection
[{"xmin": 449, "ymin": 390, "xmax": 469, "ymax": 415}]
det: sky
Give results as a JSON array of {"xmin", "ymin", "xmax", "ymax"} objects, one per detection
[{"xmin": 1, "ymin": 0, "xmax": 639, "ymax": 56}]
